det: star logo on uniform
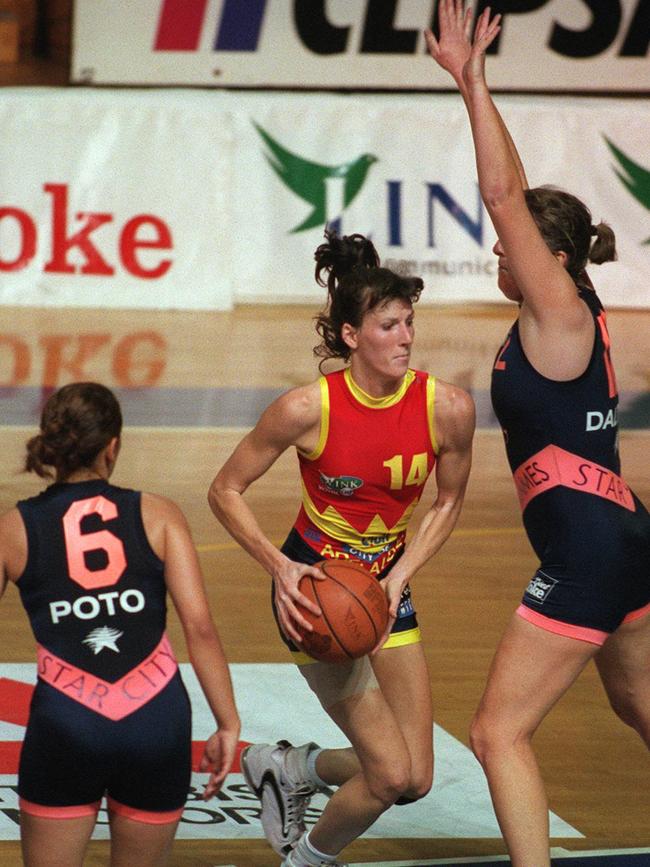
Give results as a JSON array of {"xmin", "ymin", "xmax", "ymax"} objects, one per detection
[{"xmin": 82, "ymin": 626, "xmax": 123, "ymax": 655}]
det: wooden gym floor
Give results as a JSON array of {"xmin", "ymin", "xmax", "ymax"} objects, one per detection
[{"xmin": 0, "ymin": 303, "xmax": 648, "ymax": 866}]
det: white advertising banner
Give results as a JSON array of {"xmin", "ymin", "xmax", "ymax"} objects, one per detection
[
  {"xmin": 0, "ymin": 90, "xmax": 233, "ymax": 310},
  {"xmin": 71, "ymin": 0, "xmax": 650, "ymax": 92},
  {"xmin": 1, "ymin": 89, "xmax": 649, "ymax": 309}
]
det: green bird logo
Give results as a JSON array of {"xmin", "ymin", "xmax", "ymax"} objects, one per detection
[
  {"xmin": 605, "ymin": 136, "xmax": 650, "ymax": 244},
  {"xmin": 254, "ymin": 122, "xmax": 378, "ymax": 233}
]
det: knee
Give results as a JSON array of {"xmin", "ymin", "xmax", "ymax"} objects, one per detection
[
  {"xmin": 470, "ymin": 711, "xmax": 528, "ymax": 767},
  {"xmin": 366, "ymin": 760, "xmax": 412, "ymax": 807},
  {"xmin": 607, "ymin": 693, "xmax": 650, "ymax": 745},
  {"xmin": 400, "ymin": 763, "xmax": 433, "ymax": 803}
]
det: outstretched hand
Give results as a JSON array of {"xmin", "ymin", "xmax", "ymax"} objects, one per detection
[
  {"xmin": 425, "ymin": 0, "xmax": 501, "ymax": 90},
  {"xmin": 424, "ymin": 0, "xmax": 473, "ymax": 84}
]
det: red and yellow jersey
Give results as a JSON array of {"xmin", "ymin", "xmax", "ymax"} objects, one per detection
[{"xmin": 294, "ymin": 367, "xmax": 438, "ymax": 571}]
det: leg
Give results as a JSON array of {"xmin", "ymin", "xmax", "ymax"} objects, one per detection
[
  {"xmin": 596, "ymin": 610, "xmax": 650, "ymax": 744},
  {"xmin": 307, "ymin": 683, "xmax": 412, "ymax": 855},
  {"xmin": 370, "ymin": 641, "xmax": 434, "ymax": 799},
  {"xmin": 311, "ymin": 642, "xmax": 433, "ymax": 795},
  {"xmin": 20, "ymin": 813, "xmax": 96, "ymax": 867},
  {"xmin": 108, "ymin": 811, "xmax": 180, "ymax": 867},
  {"xmin": 470, "ymin": 614, "xmax": 598, "ymax": 867}
]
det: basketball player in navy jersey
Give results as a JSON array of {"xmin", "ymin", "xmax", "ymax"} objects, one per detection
[
  {"xmin": 0, "ymin": 382, "xmax": 240, "ymax": 867},
  {"xmin": 427, "ymin": 3, "xmax": 650, "ymax": 865}
]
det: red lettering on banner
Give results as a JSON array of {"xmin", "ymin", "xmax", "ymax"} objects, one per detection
[
  {"xmin": 154, "ymin": 0, "xmax": 209, "ymax": 51},
  {"xmin": 44, "ymin": 183, "xmax": 114, "ymax": 276},
  {"xmin": 0, "ymin": 207, "xmax": 37, "ymax": 270},
  {"xmin": 40, "ymin": 333, "xmax": 112, "ymax": 386},
  {"xmin": 120, "ymin": 215, "xmax": 173, "ymax": 279},
  {"xmin": 0, "ymin": 331, "xmax": 168, "ymax": 388},
  {"xmin": 113, "ymin": 331, "xmax": 167, "ymax": 387},
  {"xmin": 0, "ymin": 336, "xmax": 30, "ymax": 385},
  {"xmin": 0, "ymin": 184, "xmax": 174, "ymax": 278}
]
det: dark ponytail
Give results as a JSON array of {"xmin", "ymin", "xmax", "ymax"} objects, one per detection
[
  {"xmin": 25, "ymin": 382, "xmax": 122, "ymax": 480},
  {"xmin": 313, "ymin": 229, "xmax": 423, "ymax": 364}
]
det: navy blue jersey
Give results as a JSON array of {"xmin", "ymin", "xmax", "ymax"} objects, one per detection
[
  {"xmin": 17, "ymin": 479, "xmax": 166, "ymax": 682},
  {"xmin": 491, "ymin": 288, "xmax": 619, "ymax": 475},
  {"xmin": 490, "ymin": 288, "xmax": 649, "ymax": 637}
]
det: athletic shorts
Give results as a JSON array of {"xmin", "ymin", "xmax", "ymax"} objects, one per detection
[
  {"xmin": 19, "ymin": 670, "xmax": 191, "ymax": 822},
  {"xmin": 518, "ymin": 489, "xmax": 650, "ymax": 645},
  {"xmin": 274, "ymin": 527, "xmax": 421, "ymax": 662}
]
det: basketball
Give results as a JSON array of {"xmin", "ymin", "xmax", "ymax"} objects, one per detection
[{"xmin": 297, "ymin": 559, "xmax": 389, "ymax": 663}]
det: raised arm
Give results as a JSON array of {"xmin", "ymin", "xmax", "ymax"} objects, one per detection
[
  {"xmin": 207, "ymin": 383, "xmax": 325, "ymax": 644},
  {"xmin": 426, "ymin": 2, "xmax": 593, "ymax": 374},
  {"xmin": 142, "ymin": 493, "xmax": 240, "ymax": 799},
  {"xmin": 376, "ymin": 379, "xmax": 475, "ymax": 644},
  {"xmin": 425, "ymin": 0, "xmax": 527, "ymax": 189}
]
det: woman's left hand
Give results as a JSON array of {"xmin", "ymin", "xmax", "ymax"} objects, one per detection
[
  {"xmin": 200, "ymin": 727, "xmax": 240, "ymax": 800},
  {"xmin": 372, "ymin": 571, "xmax": 406, "ymax": 653}
]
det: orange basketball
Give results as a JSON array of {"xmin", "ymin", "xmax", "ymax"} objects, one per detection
[{"xmin": 297, "ymin": 559, "xmax": 389, "ymax": 663}]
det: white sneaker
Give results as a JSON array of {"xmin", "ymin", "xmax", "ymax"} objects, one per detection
[
  {"xmin": 241, "ymin": 740, "xmax": 320, "ymax": 856},
  {"xmin": 281, "ymin": 852, "xmax": 348, "ymax": 867}
]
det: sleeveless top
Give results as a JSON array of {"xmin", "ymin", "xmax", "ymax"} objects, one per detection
[{"xmin": 294, "ymin": 368, "xmax": 438, "ymax": 571}]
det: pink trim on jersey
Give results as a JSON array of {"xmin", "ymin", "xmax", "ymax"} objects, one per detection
[
  {"xmin": 622, "ymin": 601, "xmax": 650, "ymax": 624},
  {"xmin": 37, "ymin": 633, "xmax": 178, "ymax": 721},
  {"xmin": 513, "ymin": 445, "xmax": 635, "ymax": 513},
  {"xmin": 516, "ymin": 604, "xmax": 608, "ymax": 646},
  {"xmin": 107, "ymin": 796, "xmax": 183, "ymax": 825},
  {"xmin": 19, "ymin": 797, "xmax": 101, "ymax": 819}
]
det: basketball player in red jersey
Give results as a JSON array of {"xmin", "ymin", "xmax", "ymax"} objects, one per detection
[
  {"xmin": 0, "ymin": 382, "xmax": 240, "ymax": 867},
  {"xmin": 209, "ymin": 231, "xmax": 475, "ymax": 866},
  {"xmin": 427, "ymin": 3, "xmax": 650, "ymax": 865}
]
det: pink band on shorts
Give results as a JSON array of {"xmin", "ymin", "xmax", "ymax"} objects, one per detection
[
  {"xmin": 513, "ymin": 445, "xmax": 635, "ymax": 513},
  {"xmin": 107, "ymin": 797, "xmax": 183, "ymax": 824},
  {"xmin": 19, "ymin": 797, "xmax": 101, "ymax": 819},
  {"xmin": 516, "ymin": 604, "xmax": 608, "ymax": 646},
  {"xmin": 622, "ymin": 602, "xmax": 650, "ymax": 624},
  {"xmin": 37, "ymin": 633, "xmax": 178, "ymax": 721}
]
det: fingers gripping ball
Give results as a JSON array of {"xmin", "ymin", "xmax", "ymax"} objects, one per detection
[{"xmin": 298, "ymin": 560, "xmax": 389, "ymax": 663}]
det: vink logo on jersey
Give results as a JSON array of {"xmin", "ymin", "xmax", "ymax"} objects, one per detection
[
  {"xmin": 605, "ymin": 136, "xmax": 650, "ymax": 244},
  {"xmin": 254, "ymin": 123, "xmax": 377, "ymax": 233},
  {"xmin": 318, "ymin": 472, "xmax": 364, "ymax": 497}
]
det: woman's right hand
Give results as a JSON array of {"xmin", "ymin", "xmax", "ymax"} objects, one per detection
[
  {"xmin": 461, "ymin": 6, "xmax": 501, "ymax": 90},
  {"xmin": 424, "ymin": 0, "xmax": 473, "ymax": 85},
  {"xmin": 272, "ymin": 558, "xmax": 326, "ymax": 645}
]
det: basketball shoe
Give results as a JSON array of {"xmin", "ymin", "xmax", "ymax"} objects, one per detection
[
  {"xmin": 241, "ymin": 739, "xmax": 325, "ymax": 856},
  {"xmin": 282, "ymin": 852, "xmax": 348, "ymax": 867}
]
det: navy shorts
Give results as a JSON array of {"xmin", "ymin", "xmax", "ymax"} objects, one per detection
[{"xmin": 19, "ymin": 670, "xmax": 192, "ymax": 818}]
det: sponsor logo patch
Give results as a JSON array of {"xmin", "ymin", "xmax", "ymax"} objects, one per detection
[{"xmin": 525, "ymin": 570, "xmax": 559, "ymax": 605}]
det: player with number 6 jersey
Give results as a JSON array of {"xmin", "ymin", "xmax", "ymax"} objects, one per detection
[{"xmin": 0, "ymin": 382, "xmax": 240, "ymax": 867}]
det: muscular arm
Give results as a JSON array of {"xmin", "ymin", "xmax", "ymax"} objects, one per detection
[
  {"xmin": 0, "ymin": 508, "xmax": 27, "ymax": 595},
  {"xmin": 207, "ymin": 383, "xmax": 326, "ymax": 642},
  {"xmin": 427, "ymin": 2, "xmax": 593, "ymax": 379},
  {"xmin": 142, "ymin": 493, "xmax": 240, "ymax": 799},
  {"xmin": 379, "ymin": 380, "xmax": 475, "ymax": 631}
]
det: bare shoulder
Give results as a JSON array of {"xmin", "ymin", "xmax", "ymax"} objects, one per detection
[
  {"xmin": 0, "ymin": 508, "xmax": 24, "ymax": 541},
  {"xmin": 140, "ymin": 491, "xmax": 190, "ymax": 533},
  {"xmin": 256, "ymin": 378, "xmax": 323, "ymax": 446},
  {"xmin": 433, "ymin": 379, "xmax": 476, "ymax": 448},
  {"xmin": 0, "ymin": 508, "xmax": 27, "ymax": 582},
  {"xmin": 268, "ymin": 380, "xmax": 322, "ymax": 425}
]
